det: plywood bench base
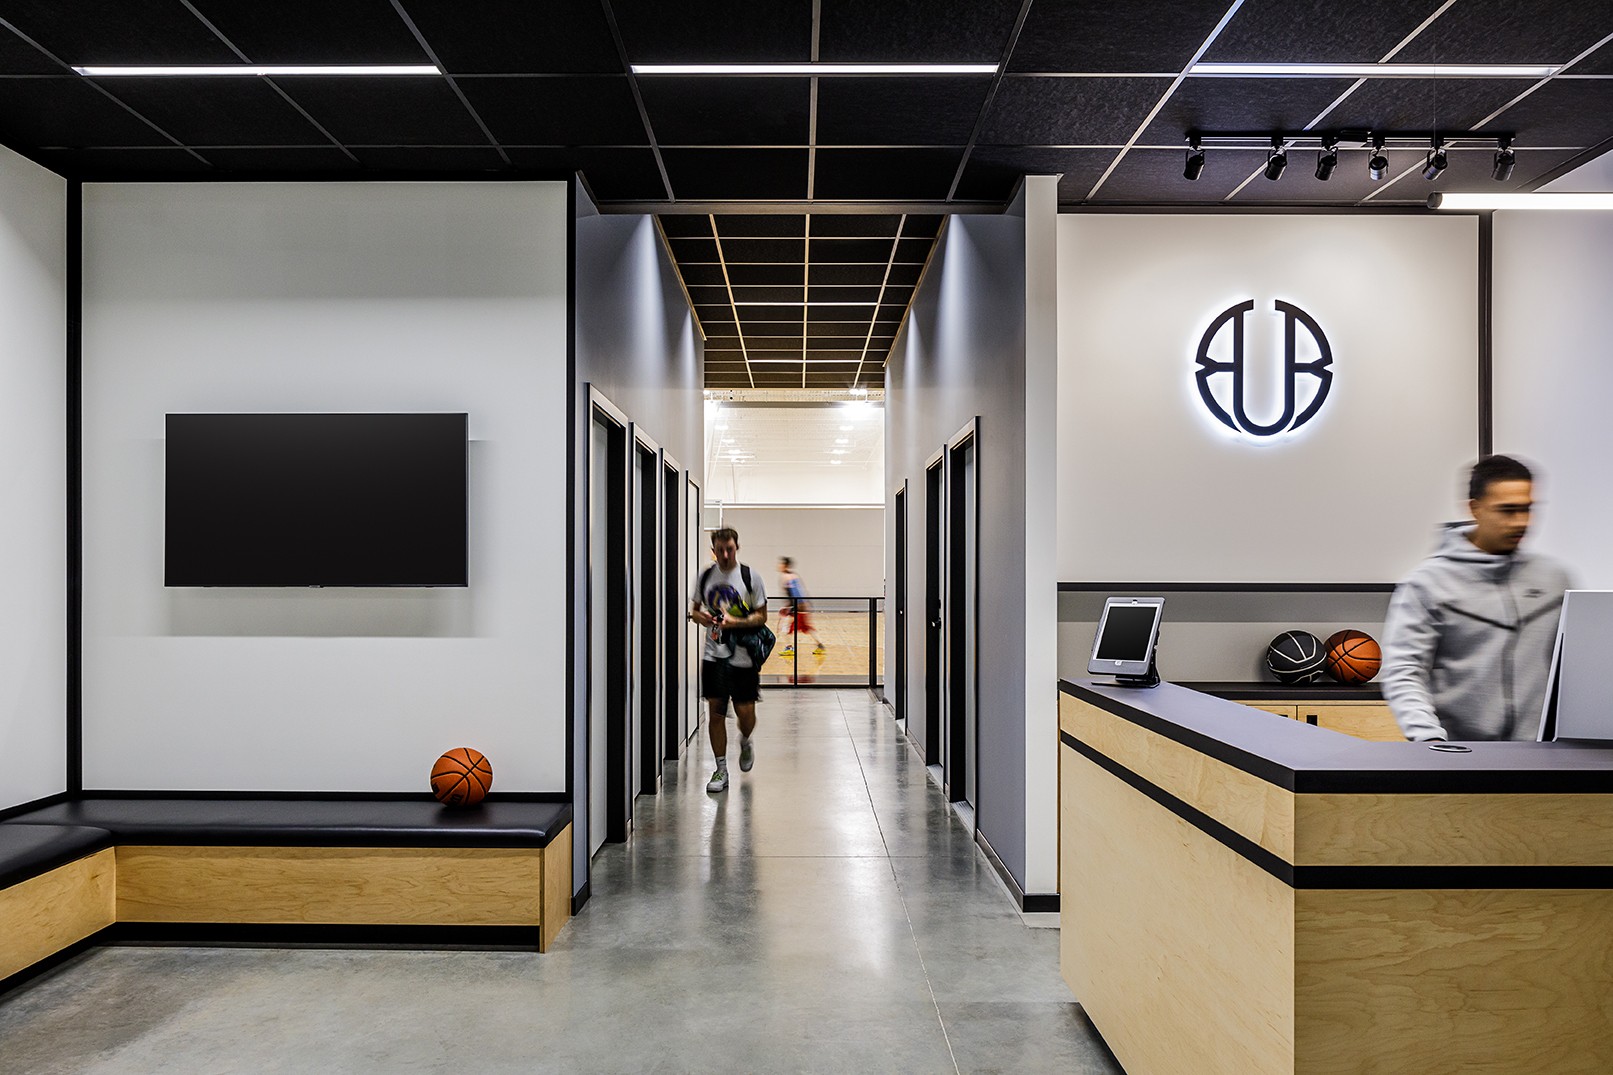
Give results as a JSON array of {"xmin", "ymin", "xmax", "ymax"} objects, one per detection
[{"xmin": 0, "ymin": 849, "xmax": 117, "ymax": 981}]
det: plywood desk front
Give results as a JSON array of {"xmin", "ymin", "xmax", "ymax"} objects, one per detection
[{"xmin": 1058, "ymin": 677, "xmax": 1613, "ymax": 1075}]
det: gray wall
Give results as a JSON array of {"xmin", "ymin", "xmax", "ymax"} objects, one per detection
[
  {"xmin": 885, "ymin": 178, "xmax": 1059, "ymax": 897},
  {"xmin": 719, "ymin": 507, "xmax": 883, "ymax": 597},
  {"xmin": 569, "ymin": 188, "xmax": 703, "ymax": 893}
]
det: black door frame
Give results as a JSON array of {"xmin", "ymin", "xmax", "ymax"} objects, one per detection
[
  {"xmin": 944, "ymin": 418, "xmax": 980, "ymax": 816},
  {"xmin": 893, "ymin": 480, "xmax": 909, "ymax": 726},
  {"xmin": 630, "ymin": 425, "xmax": 663, "ymax": 797},
  {"xmin": 923, "ymin": 451, "xmax": 944, "ymax": 767},
  {"xmin": 662, "ymin": 455, "xmax": 684, "ymax": 762},
  {"xmin": 585, "ymin": 386, "xmax": 632, "ymax": 846}
]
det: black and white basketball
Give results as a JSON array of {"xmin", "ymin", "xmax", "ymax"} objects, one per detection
[{"xmin": 1265, "ymin": 631, "xmax": 1326, "ymax": 684}]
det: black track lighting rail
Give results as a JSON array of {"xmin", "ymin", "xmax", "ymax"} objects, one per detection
[{"xmin": 1186, "ymin": 129, "xmax": 1515, "ymax": 148}]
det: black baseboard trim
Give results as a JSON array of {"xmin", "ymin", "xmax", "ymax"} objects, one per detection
[
  {"xmin": 0, "ymin": 928, "xmax": 108, "ymax": 998},
  {"xmin": 104, "ymin": 922, "xmax": 542, "ymax": 949},
  {"xmin": 70, "ymin": 790, "xmax": 570, "ymax": 803},
  {"xmin": 571, "ymin": 879, "xmax": 592, "ymax": 916},
  {"xmin": 975, "ymin": 830, "xmax": 1060, "ymax": 915},
  {"xmin": 0, "ymin": 791, "xmax": 71, "ymax": 823}
]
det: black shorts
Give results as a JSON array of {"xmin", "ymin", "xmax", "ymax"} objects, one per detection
[{"xmin": 702, "ymin": 659, "xmax": 761, "ymax": 705}]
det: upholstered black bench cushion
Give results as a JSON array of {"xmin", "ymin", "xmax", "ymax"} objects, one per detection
[
  {"xmin": 0, "ymin": 823, "xmax": 115, "ymax": 890},
  {"xmin": 6, "ymin": 799, "xmax": 571, "ymax": 849}
]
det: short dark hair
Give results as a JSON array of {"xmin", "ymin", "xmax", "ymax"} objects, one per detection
[
  {"xmin": 1469, "ymin": 455, "xmax": 1533, "ymax": 501},
  {"xmin": 712, "ymin": 527, "xmax": 740, "ymax": 546},
  {"xmin": 780, "ymin": 556, "xmax": 793, "ymax": 569}
]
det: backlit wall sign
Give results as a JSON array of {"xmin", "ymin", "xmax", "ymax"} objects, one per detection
[{"xmin": 1194, "ymin": 299, "xmax": 1333, "ymax": 438}]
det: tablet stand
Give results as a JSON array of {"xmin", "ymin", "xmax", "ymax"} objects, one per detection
[{"xmin": 1114, "ymin": 649, "xmax": 1160, "ymax": 689}]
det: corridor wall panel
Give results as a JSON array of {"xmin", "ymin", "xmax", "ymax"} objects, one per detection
[
  {"xmin": 1492, "ymin": 209, "xmax": 1613, "ymax": 587},
  {"xmin": 1056, "ymin": 214, "xmax": 1480, "ymax": 586},
  {"xmin": 0, "ymin": 147, "xmax": 67, "ymax": 810},
  {"xmin": 80, "ymin": 182, "xmax": 569, "ymax": 793}
]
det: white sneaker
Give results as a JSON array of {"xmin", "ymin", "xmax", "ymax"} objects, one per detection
[
  {"xmin": 706, "ymin": 768, "xmax": 729, "ymax": 792},
  {"xmin": 739, "ymin": 739, "xmax": 754, "ymax": 772}
]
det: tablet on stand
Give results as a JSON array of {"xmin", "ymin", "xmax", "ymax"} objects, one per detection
[{"xmin": 1088, "ymin": 596, "xmax": 1165, "ymax": 689}]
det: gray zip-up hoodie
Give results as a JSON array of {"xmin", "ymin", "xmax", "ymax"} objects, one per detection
[{"xmin": 1381, "ymin": 523, "xmax": 1571, "ymax": 742}]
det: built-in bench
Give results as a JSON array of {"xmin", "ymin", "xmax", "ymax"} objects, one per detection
[{"xmin": 0, "ymin": 797, "xmax": 572, "ymax": 990}]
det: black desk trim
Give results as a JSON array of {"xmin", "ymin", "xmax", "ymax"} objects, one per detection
[{"xmin": 1061, "ymin": 731, "xmax": 1613, "ymax": 889}]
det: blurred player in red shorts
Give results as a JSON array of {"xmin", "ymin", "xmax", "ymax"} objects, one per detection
[{"xmin": 777, "ymin": 557, "xmax": 826, "ymax": 656}]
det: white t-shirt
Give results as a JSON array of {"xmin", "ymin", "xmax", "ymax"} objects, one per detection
[{"xmin": 693, "ymin": 562, "xmax": 767, "ymax": 667}]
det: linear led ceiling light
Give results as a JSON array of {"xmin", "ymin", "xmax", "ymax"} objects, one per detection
[
  {"xmin": 73, "ymin": 64, "xmax": 440, "ymax": 76},
  {"xmin": 1429, "ymin": 192, "xmax": 1613, "ymax": 211},
  {"xmin": 1188, "ymin": 63, "xmax": 1558, "ymax": 78},
  {"xmin": 631, "ymin": 63, "xmax": 997, "ymax": 76}
]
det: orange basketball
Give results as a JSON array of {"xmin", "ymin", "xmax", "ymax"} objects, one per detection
[
  {"xmin": 1324, "ymin": 630, "xmax": 1382, "ymax": 685},
  {"xmin": 430, "ymin": 747, "xmax": 492, "ymax": 807}
]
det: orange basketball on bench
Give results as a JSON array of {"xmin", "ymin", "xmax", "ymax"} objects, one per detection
[
  {"xmin": 1324, "ymin": 630, "xmax": 1382, "ymax": 685},
  {"xmin": 431, "ymin": 747, "xmax": 493, "ymax": 807}
]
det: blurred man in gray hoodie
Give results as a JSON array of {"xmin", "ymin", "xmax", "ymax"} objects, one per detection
[{"xmin": 1382, "ymin": 455, "xmax": 1572, "ymax": 742}]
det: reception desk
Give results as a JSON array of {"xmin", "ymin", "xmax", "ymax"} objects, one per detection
[{"xmin": 1059, "ymin": 677, "xmax": 1613, "ymax": 1075}]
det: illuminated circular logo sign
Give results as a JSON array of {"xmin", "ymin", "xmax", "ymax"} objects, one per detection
[{"xmin": 1194, "ymin": 299, "xmax": 1333, "ymax": 438}]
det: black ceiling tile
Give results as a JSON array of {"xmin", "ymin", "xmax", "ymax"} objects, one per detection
[
  {"xmin": 33, "ymin": 146, "xmax": 209, "ymax": 178},
  {"xmin": 685, "ymin": 285, "xmax": 731, "ymax": 304},
  {"xmin": 197, "ymin": 146, "xmax": 361, "ymax": 171},
  {"xmin": 749, "ymin": 349, "xmax": 804, "ymax": 361},
  {"xmin": 901, "ymin": 213, "xmax": 944, "ymax": 236},
  {"xmin": 815, "ymin": 77, "xmax": 991, "ymax": 144},
  {"xmin": 894, "ymin": 237, "xmax": 934, "ymax": 261},
  {"xmin": 342, "ymin": 146, "xmax": 495, "ymax": 173},
  {"xmin": 721, "ymin": 237, "xmax": 806, "ymax": 261},
  {"xmin": 639, "ymin": 77, "xmax": 809, "ymax": 145},
  {"xmin": 746, "ymin": 335, "xmax": 805, "ymax": 348},
  {"xmin": 813, "ymin": 148, "xmax": 964, "ymax": 199},
  {"xmin": 1324, "ymin": 78, "xmax": 1533, "ymax": 136},
  {"xmin": 812, "ymin": 263, "xmax": 891, "ymax": 285},
  {"xmin": 1139, "ymin": 77, "xmax": 1358, "ymax": 143},
  {"xmin": 809, "ymin": 285, "xmax": 883, "ymax": 303},
  {"xmin": 3, "ymin": 0, "xmax": 239, "ymax": 66},
  {"xmin": 459, "ymin": 76, "xmax": 645, "ymax": 144},
  {"xmin": 1484, "ymin": 79, "xmax": 1613, "ymax": 150},
  {"xmin": 99, "ymin": 78, "xmax": 328, "ymax": 146},
  {"xmin": 886, "ymin": 262, "xmax": 925, "ymax": 285},
  {"xmin": 880, "ymin": 284, "xmax": 916, "ymax": 304},
  {"xmin": 397, "ymin": 0, "xmax": 622, "ymax": 74},
  {"xmin": 1393, "ymin": 0, "xmax": 1613, "ymax": 66},
  {"xmin": 1232, "ymin": 148, "xmax": 1433, "ymax": 204},
  {"xmin": 809, "ymin": 214, "xmax": 903, "ymax": 237},
  {"xmin": 273, "ymin": 77, "xmax": 490, "ymax": 145},
  {"xmin": 658, "ymin": 215, "xmax": 715, "ymax": 238},
  {"xmin": 1090, "ymin": 146, "xmax": 1268, "ymax": 202},
  {"xmin": 725, "ymin": 263, "xmax": 805, "ymax": 285},
  {"xmin": 660, "ymin": 148, "xmax": 808, "ymax": 199},
  {"xmin": 818, "ymin": 0, "xmax": 1019, "ymax": 62},
  {"xmin": 0, "ymin": 28, "xmax": 63, "ymax": 73},
  {"xmin": 730, "ymin": 285, "xmax": 804, "ymax": 303},
  {"xmin": 954, "ymin": 145, "xmax": 1116, "ymax": 201},
  {"xmin": 716, "ymin": 214, "xmax": 807, "ymax": 237},
  {"xmin": 0, "ymin": 78, "xmax": 172, "ymax": 147},
  {"xmin": 982, "ymin": 76, "xmax": 1173, "ymax": 144},
  {"xmin": 1573, "ymin": 42, "xmax": 1613, "ymax": 75},
  {"xmin": 809, "ymin": 305, "xmax": 867, "ymax": 324},
  {"xmin": 188, "ymin": 0, "xmax": 427, "ymax": 64},
  {"xmin": 1203, "ymin": 1, "xmax": 1442, "ymax": 64},
  {"xmin": 612, "ymin": 1, "xmax": 813, "ymax": 64},
  {"xmin": 812, "ymin": 237, "xmax": 898, "ymax": 261},
  {"xmin": 737, "ymin": 303, "xmax": 804, "ymax": 321},
  {"xmin": 508, "ymin": 147, "xmax": 666, "ymax": 199},
  {"xmin": 1010, "ymin": 0, "xmax": 1237, "ymax": 73},
  {"xmin": 670, "ymin": 236, "xmax": 720, "ymax": 261}
]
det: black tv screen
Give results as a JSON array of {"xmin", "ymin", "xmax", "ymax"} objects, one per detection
[{"xmin": 165, "ymin": 412, "xmax": 468, "ymax": 587}]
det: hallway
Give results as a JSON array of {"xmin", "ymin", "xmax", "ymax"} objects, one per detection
[{"xmin": 0, "ymin": 690, "xmax": 1120, "ymax": 1074}]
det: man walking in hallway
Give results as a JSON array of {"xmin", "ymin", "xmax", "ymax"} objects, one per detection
[{"xmin": 690, "ymin": 527, "xmax": 768, "ymax": 792}]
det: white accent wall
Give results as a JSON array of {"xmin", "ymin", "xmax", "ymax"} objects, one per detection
[
  {"xmin": 0, "ymin": 147, "xmax": 66, "ymax": 811},
  {"xmin": 80, "ymin": 182, "xmax": 570, "ymax": 792},
  {"xmin": 1056, "ymin": 213, "xmax": 1480, "ymax": 586},
  {"xmin": 1493, "ymin": 209, "xmax": 1613, "ymax": 587},
  {"xmin": 717, "ymin": 507, "xmax": 884, "ymax": 597}
]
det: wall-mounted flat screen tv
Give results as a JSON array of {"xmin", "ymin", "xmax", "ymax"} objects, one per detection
[{"xmin": 165, "ymin": 412, "xmax": 468, "ymax": 587}]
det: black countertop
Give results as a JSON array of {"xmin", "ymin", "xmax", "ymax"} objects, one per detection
[
  {"xmin": 1179, "ymin": 681, "xmax": 1383, "ymax": 702},
  {"xmin": 1061, "ymin": 677, "xmax": 1613, "ymax": 794}
]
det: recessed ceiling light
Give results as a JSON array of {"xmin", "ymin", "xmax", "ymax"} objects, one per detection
[
  {"xmin": 73, "ymin": 64, "xmax": 441, "ymax": 77},
  {"xmin": 1429, "ymin": 192, "xmax": 1613, "ymax": 210},
  {"xmin": 830, "ymin": 449, "xmax": 848, "ymax": 455},
  {"xmin": 1188, "ymin": 62, "xmax": 1557, "ymax": 78},
  {"xmin": 631, "ymin": 63, "xmax": 997, "ymax": 76},
  {"xmin": 835, "ymin": 438, "xmax": 849, "ymax": 444},
  {"xmin": 830, "ymin": 460, "xmax": 843, "ymax": 465}
]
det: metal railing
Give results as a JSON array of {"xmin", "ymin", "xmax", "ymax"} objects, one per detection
[{"xmin": 759, "ymin": 596, "xmax": 884, "ymax": 687}]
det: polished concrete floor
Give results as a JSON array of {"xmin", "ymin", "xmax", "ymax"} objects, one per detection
[{"xmin": 0, "ymin": 689, "xmax": 1122, "ymax": 1074}]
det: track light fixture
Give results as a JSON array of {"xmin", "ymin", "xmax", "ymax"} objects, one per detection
[
  {"xmin": 1315, "ymin": 139, "xmax": 1338, "ymax": 181},
  {"xmin": 1422, "ymin": 139, "xmax": 1448, "ymax": 181},
  {"xmin": 1184, "ymin": 135, "xmax": 1205, "ymax": 181},
  {"xmin": 1264, "ymin": 139, "xmax": 1287, "ymax": 181},
  {"xmin": 1368, "ymin": 138, "xmax": 1388, "ymax": 181},
  {"xmin": 1493, "ymin": 138, "xmax": 1516, "ymax": 182}
]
